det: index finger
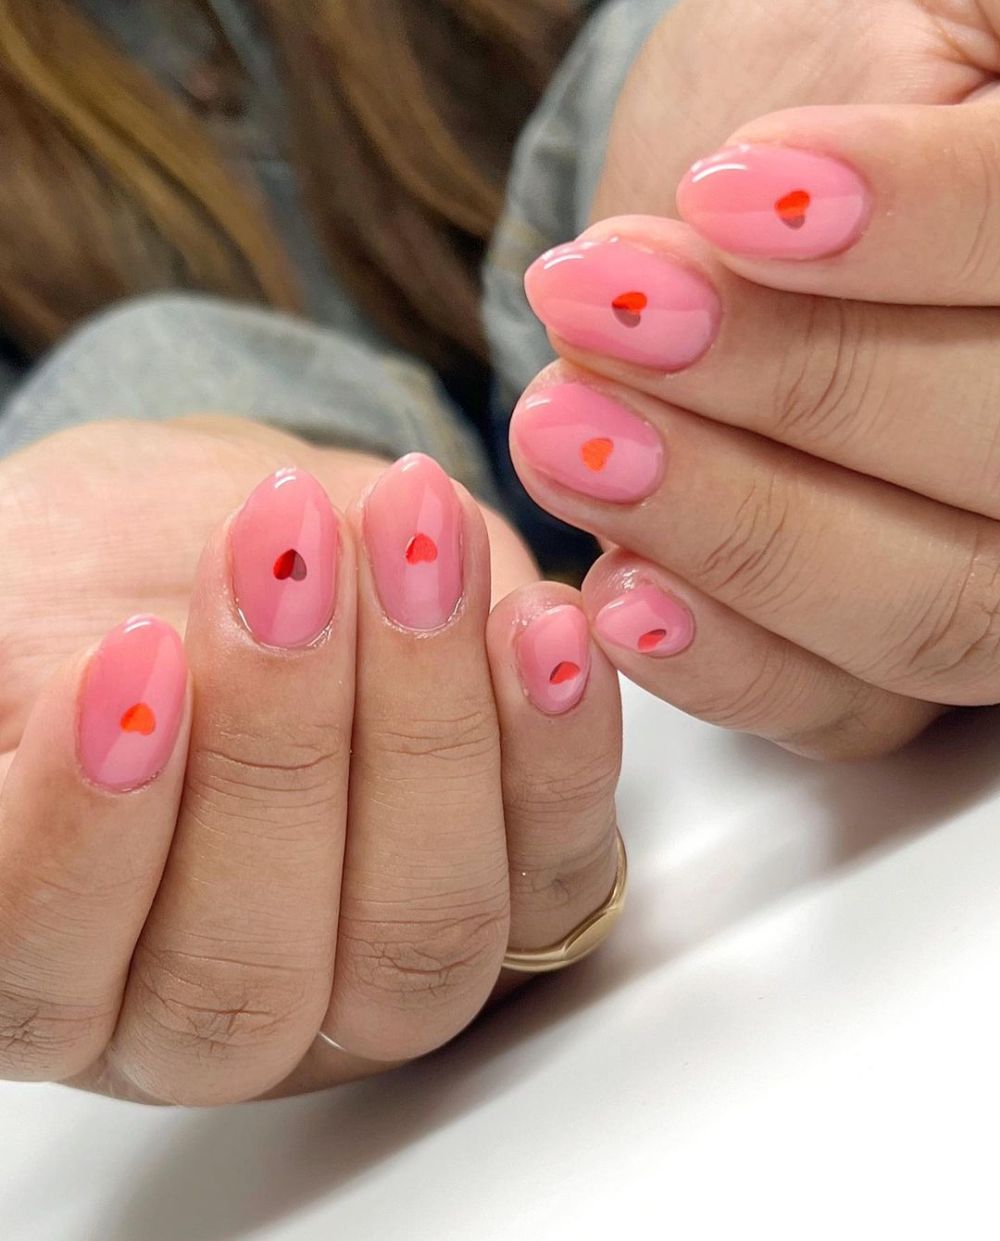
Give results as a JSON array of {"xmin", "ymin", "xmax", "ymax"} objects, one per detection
[{"xmin": 676, "ymin": 101, "xmax": 1000, "ymax": 305}]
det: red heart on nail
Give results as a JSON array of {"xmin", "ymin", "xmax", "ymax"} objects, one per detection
[
  {"xmin": 581, "ymin": 437, "xmax": 614, "ymax": 472},
  {"xmin": 612, "ymin": 290, "xmax": 648, "ymax": 328},
  {"xmin": 121, "ymin": 702, "xmax": 156, "ymax": 735},
  {"xmin": 406, "ymin": 533, "xmax": 439, "ymax": 565},
  {"xmin": 637, "ymin": 629, "xmax": 668, "ymax": 653},
  {"xmin": 273, "ymin": 549, "xmax": 308, "ymax": 581},
  {"xmin": 775, "ymin": 189, "xmax": 811, "ymax": 230},
  {"xmin": 549, "ymin": 661, "xmax": 581, "ymax": 685}
]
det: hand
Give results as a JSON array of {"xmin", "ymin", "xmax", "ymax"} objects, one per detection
[
  {"xmin": 509, "ymin": 0, "xmax": 1000, "ymax": 759},
  {"xmin": 0, "ymin": 415, "xmax": 535, "ymax": 746},
  {"xmin": 0, "ymin": 424, "xmax": 622, "ymax": 1104}
]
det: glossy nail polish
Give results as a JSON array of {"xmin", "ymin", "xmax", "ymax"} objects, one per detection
[
  {"xmin": 516, "ymin": 605, "xmax": 591, "ymax": 715},
  {"xmin": 231, "ymin": 468, "xmax": 339, "ymax": 649},
  {"xmin": 512, "ymin": 383, "xmax": 664, "ymax": 503},
  {"xmin": 595, "ymin": 585, "xmax": 694, "ymax": 657},
  {"xmin": 365, "ymin": 453, "xmax": 464, "ymax": 632},
  {"xmin": 677, "ymin": 144, "xmax": 872, "ymax": 259},
  {"xmin": 78, "ymin": 616, "xmax": 187, "ymax": 792},
  {"xmin": 524, "ymin": 236, "xmax": 721, "ymax": 370}
]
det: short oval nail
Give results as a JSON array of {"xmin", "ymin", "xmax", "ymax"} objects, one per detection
[
  {"xmin": 78, "ymin": 616, "xmax": 187, "ymax": 793},
  {"xmin": 524, "ymin": 236, "xmax": 721, "ymax": 371},
  {"xmin": 231, "ymin": 468, "xmax": 339, "ymax": 649},
  {"xmin": 595, "ymin": 585, "xmax": 694, "ymax": 657},
  {"xmin": 516, "ymin": 605, "xmax": 592, "ymax": 715},
  {"xmin": 511, "ymin": 383, "xmax": 664, "ymax": 504},
  {"xmin": 364, "ymin": 453, "xmax": 464, "ymax": 632},
  {"xmin": 677, "ymin": 143, "xmax": 872, "ymax": 260}
]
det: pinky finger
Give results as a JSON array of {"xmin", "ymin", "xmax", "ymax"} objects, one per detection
[
  {"xmin": 0, "ymin": 616, "xmax": 189, "ymax": 1082},
  {"xmin": 487, "ymin": 583, "xmax": 622, "ymax": 982},
  {"xmin": 583, "ymin": 552, "xmax": 939, "ymax": 761}
]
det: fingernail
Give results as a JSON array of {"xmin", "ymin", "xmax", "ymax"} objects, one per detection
[
  {"xmin": 524, "ymin": 236, "xmax": 721, "ymax": 371},
  {"xmin": 677, "ymin": 144, "xmax": 872, "ymax": 260},
  {"xmin": 365, "ymin": 453, "xmax": 464, "ymax": 632},
  {"xmin": 516, "ymin": 605, "xmax": 591, "ymax": 715},
  {"xmin": 230, "ymin": 468, "xmax": 339, "ymax": 649},
  {"xmin": 512, "ymin": 383, "xmax": 664, "ymax": 504},
  {"xmin": 595, "ymin": 585, "xmax": 694, "ymax": 657},
  {"xmin": 78, "ymin": 616, "xmax": 187, "ymax": 792}
]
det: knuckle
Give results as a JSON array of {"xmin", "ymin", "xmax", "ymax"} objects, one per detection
[
  {"xmin": 366, "ymin": 703, "xmax": 499, "ymax": 766},
  {"xmin": 358, "ymin": 706, "xmax": 501, "ymax": 814},
  {"xmin": 695, "ymin": 474, "xmax": 808, "ymax": 614},
  {"xmin": 504, "ymin": 747, "xmax": 620, "ymax": 829},
  {"xmin": 0, "ymin": 986, "xmax": 108, "ymax": 1080},
  {"xmin": 881, "ymin": 528, "xmax": 1000, "ymax": 702},
  {"xmin": 509, "ymin": 825, "xmax": 618, "ymax": 918},
  {"xmin": 340, "ymin": 904, "xmax": 508, "ymax": 1012},
  {"xmin": 127, "ymin": 943, "xmax": 312, "ymax": 1060},
  {"xmin": 772, "ymin": 299, "xmax": 885, "ymax": 451},
  {"xmin": 185, "ymin": 732, "xmax": 343, "ymax": 827},
  {"xmin": 952, "ymin": 131, "xmax": 1000, "ymax": 295},
  {"xmin": 778, "ymin": 705, "xmax": 894, "ymax": 763},
  {"xmin": 685, "ymin": 641, "xmax": 800, "ymax": 733}
]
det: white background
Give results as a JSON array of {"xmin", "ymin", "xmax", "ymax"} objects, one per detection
[{"xmin": 3, "ymin": 683, "xmax": 1000, "ymax": 1240}]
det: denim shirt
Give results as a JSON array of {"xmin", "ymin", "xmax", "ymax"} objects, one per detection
[{"xmin": 0, "ymin": 0, "xmax": 675, "ymax": 559}]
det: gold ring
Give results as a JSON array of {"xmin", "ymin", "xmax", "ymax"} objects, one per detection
[{"xmin": 501, "ymin": 829, "xmax": 628, "ymax": 974}]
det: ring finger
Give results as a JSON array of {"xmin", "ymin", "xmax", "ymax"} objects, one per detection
[
  {"xmin": 322, "ymin": 454, "xmax": 510, "ymax": 1064},
  {"xmin": 510, "ymin": 367, "xmax": 1000, "ymax": 707},
  {"xmin": 524, "ymin": 216, "xmax": 1000, "ymax": 521}
]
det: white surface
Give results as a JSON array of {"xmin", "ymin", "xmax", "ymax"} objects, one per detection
[{"xmin": 4, "ymin": 684, "xmax": 1000, "ymax": 1241}]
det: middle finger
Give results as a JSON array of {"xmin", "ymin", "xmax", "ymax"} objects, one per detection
[
  {"xmin": 511, "ymin": 367, "xmax": 1000, "ymax": 707},
  {"xmin": 524, "ymin": 216, "xmax": 1000, "ymax": 521}
]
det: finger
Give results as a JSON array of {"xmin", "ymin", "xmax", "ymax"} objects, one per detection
[
  {"xmin": 525, "ymin": 215, "xmax": 1000, "ymax": 520},
  {"xmin": 0, "ymin": 617, "xmax": 189, "ymax": 1082},
  {"xmin": 486, "ymin": 584, "xmax": 621, "ymax": 963},
  {"xmin": 510, "ymin": 371, "xmax": 1000, "ymax": 707},
  {"xmin": 324, "ymin": 453, "xmax": 509, "ymax": 1063},
  {"xmin": 675, "ymin": 101, "xmax": 1000, "ymax": 304},
  {"xmin": 109, "ymin": 469, "xmax": 356, "ymax": 1107},
  {"xmin": 584, "ymin": 552, "xmax": 939, "ymax": 760}
]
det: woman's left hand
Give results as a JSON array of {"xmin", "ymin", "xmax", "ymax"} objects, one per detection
[
  {"xmin": 0, "ymin": 419, "xmax": 626, "ymax": 1104},
  {"xmin": 509, "ymin": 0, "xmax": 1000, "ymax": 760},
  {"xmin": 0, "ymin": 414, "xmax": 535, "ymax": 749}
]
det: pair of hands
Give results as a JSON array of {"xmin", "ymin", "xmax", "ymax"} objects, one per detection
[{"xmin": 3, "ymin": 0, "xmax": 999, "ymax": 1105}]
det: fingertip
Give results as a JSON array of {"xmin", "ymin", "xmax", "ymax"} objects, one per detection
[
  {"xmin": 77, "ymin": 615, "xmax": 190, "ymax": 794},
  {"xmin": 227, "ymin": 466, "xmax": 344, "ymax": 651},
  {"xmin": 488, "ymin": 582, "xmax": 620, "ymax": 722}
]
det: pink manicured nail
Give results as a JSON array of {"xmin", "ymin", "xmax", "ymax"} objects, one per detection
[
  {"xmin": 524, "ymin": 236, "xmax": 721, "ymax": 371},
  {"xmin": 365, "ymin": 453, "xmax": 464, "ymax": 632},
  {"xmin": 230, "ymin": 468, "xmax": 339, "ymax": 649},
  {"xmin": 78, "ymin": 616, "xmax": 187, "ymax": 793},
  {"xmin": 516, "ymin": 605, "xmax": 591, "ymax": 715},
  {"xmin": 512, "ymin": 383, "xmax": 664, "ymax": 503},
  {"xmin": 677, "ymin": 144, "xmax": 872, "ymax": 260},
  {"xmin": 595, "ymin": 585, "xmax": 694, "ymax": 658}
]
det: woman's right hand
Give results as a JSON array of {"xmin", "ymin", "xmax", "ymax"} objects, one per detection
[
  {"xmin": 0, "ymin": 429, "xmax": 623, "ymax": 1104},
  {"xmin": 509, "ymin": 0, "xmax": 1000, "ymax": 761}
]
